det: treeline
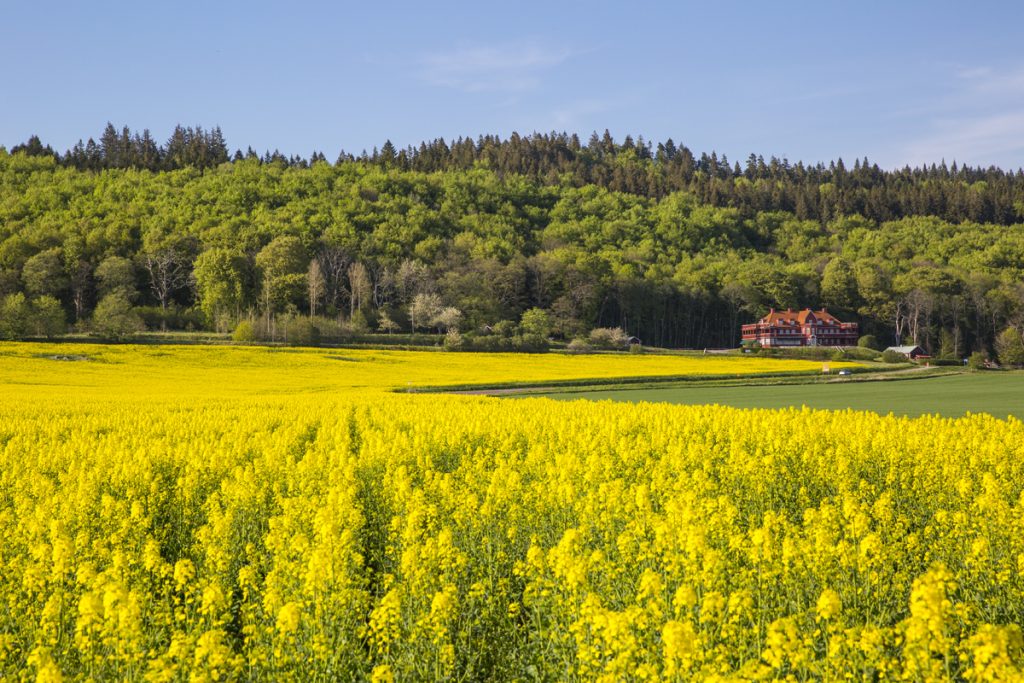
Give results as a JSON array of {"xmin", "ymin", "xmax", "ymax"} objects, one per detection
[
  {"xmin": 1, "ymin": 146, "xmax": 1024, "ymax": 355},
  {"xmin": 11, "ymin": 125, "xmax": 1024, "ymax": 226},
  {"xmin": 14, "ymin": 124, "xmax": 231, "ymax": 172}
]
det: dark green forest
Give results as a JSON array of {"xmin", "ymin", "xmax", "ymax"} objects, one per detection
[{"xmin": 3, "ymin": 125, "xmax": 1024, "ymax": 354}]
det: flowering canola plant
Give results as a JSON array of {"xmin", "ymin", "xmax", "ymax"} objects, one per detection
[{"xmin": 0, "ymin": 344, "xmax": 1022, "ymax": 681}]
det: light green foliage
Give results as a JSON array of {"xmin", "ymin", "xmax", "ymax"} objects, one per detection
[
  {"xmin": 0, "ymin": 292, "xmax": 31, "ymax": 339},
  {"xmin": 882, "ymin": 349, "xmax": 908, "ymax": 364},
  {"xmin": 409, "ymin": 293, "xmax": 442, "ymax": 332},
  {"xmin": 283, "ymin": 315, "xmax": 320, "ymax": 346},
  {"xmin": 349, "ymin": 309, "xmax": 370, "ymax": 335},
  {"xmin": 443, "ymin": 328, "xmax": 464, "ymax": 350},
  {"xmin": 519, "ymin": 308, "xmax": 552, "ymax": 339},
  {"xmin": 938, "ymin": 328, "xmax": 960, "ymax": 360},
  {"xmin": 376, "ymin": 310, "xmax": 400, "ymax": 334},
  {"xmin": 589, "ymin": 327, "xmax": 630, "ymax": 349},
  {"xmin": 567, "ymin": 337, "xmax": 593, "ymax": 353},
  {"xmin": 91, "ymin": 292, "xmax": 144, "ymax": 340},
  {"xmin": 995, "ymin": 327, "xmax": 1024, "ymax": 367},
  {"xmin": 20, "ymin": 247, "xmax": 68, "ymax": 297},
  {"xmin": 491, "ymin": 320, "xmax": 517, "ymax": 338},
  {"xmin": 858, "ymin": 334, "xmax": 880, "ymax": 350},
  {"xmin": 232, "ymin": 320, "xmax": 256, "ymax": 343},
  {"xmin": 255, "ymin": 236, "xmax": 308, "ymax": 313},
  {"xmin": 820, "ymin": 257, "xmax": 859, "ymax": 312},
  {"xmin": 194, "ymin": 248, "xmax": 246, "ymax": 329},
  {"xmin": 431, "ymin": 306, "xmax": 462, "ymax": 333},
  {"xmin": 0, "ymin": 294, "xmax": 66, "ymax": 339},
  {"xmin": 94, "ymin": 255, "xmax": 137, "ymax": 300},
  {"xmin": 30, "ymin": 295, "xmax": 66, "ymax": 338}
]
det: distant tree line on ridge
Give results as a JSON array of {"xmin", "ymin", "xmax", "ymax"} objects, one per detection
[{"xmin": 12, "ymin": 123, "xmax": 1024, "ymax": 226}]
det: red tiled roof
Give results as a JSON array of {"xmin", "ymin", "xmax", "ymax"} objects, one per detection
[
  {"xmin": 813, "ymin": 309, "xmax": 841, "ymax": 324},
  {"xmin": 757, "ymin": 308, "xmax": 844, "ymax": 325},
  {"xmin": 761, "ymin": 308, "xmax": 802, "ymax": 324}
]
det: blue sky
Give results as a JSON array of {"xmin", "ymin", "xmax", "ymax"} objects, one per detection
[{"xmin": 4, "ymin": 1, "xmax": 1024, "ymax": 169}]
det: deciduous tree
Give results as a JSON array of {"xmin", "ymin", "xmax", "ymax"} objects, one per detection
[
  {"xmin": 91, "ymin": 292, "xmax": 144, "ymax": 340},
  {"xmin": 409, "ymin": 293, "xmax": 442, "ymax": 332},
  {"xmin": 194, "ymin": 248, "xmax": 247, "ymax": 330},
  {"xmin": 995, "ymin": 326, "xmax": 1024, "ymax": 367},
  {"xmin": 21, "ymin": 248, "xmax": 68, "ymax": 298},
  {"xmin": 255, "ymin": 236, "xmax": 307, "ymax": 315}
]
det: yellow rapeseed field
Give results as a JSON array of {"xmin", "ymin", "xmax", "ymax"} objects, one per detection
[
  {"xmin": 1, "ymin": 344, "xmax": 1021, "ymax": 681},
  {"xmin": 0, "ymin": 343, "xmax": 840, "ymax": 402}
]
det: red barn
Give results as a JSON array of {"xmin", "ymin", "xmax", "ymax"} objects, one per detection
[{"xmin": 741, "ymin": 308, "xmax": 858, "ymax": 347}]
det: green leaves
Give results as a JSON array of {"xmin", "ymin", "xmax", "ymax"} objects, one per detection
[{"xmin": 194, "ymin": 248, "xmax": 247, "ymax": 326}]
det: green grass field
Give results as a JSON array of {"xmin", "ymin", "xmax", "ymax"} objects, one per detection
[{"xmin": 538, "ymin": 371, "xmax": 1024, "ymax": 419}]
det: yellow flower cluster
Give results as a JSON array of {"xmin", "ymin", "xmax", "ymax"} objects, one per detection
[{"xmin": 0, "ymin": 344, "xmax": 1020, "ymax": 680}]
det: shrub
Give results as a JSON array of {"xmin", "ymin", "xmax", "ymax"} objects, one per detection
[
  {"xmin": 881, "ymin": 349, "xmax": 907, "ymax": 364},
  {"xmin": 134, "ymin": 305, "xmax": 205, "ymax": 332},
  {"xmin": 995, "ymin": 327, "xmax": 1024, "ymax": 367},
  {"xmin": 91, "ymin": 293, "xmax": 144, "ymax": 340},
  {"xmin": 30, "ymin": 295, "xmax": 66, "ymax": 338},
  {"xmin": 284, "ymin": 316, "xmax": 321, "ymax": 347},
  {"xmin": 348, "ymin": 310, "xmax": 371, "ymax": 335},
  {"xmin": 0, "ymin": 295, "xmax": 69, "ymax": 339},
  {"xmin": 629, "ymin": 342, "xmax": 644, "ymax": 355},
  {"xmin": 938, "ymin": 329, "xmax": 959, "ymax": 360},
  {"xmin": 232, "ymin": 320, "xmax": 256, "ymax": 343},
  {"xmin": 514, "ymin": 334, "xmax": 550, "ymax": 353},
  {"xmin": 858, "ymin": 334, "xmax": 880, "ymax": 350},
  {"xmin": 467, "ymin": 335, "xmax": 512, "ymax": 352},
  {"xmin": 968, "ymin": 351, "xmax": 988, "ymax": 370},
  {"xmin": 567, "ymin": 338, "xmax": 592, "ymax": 354},
  {"xmin": 519, "ymin": 308, "xmax": 552, "ymax": 339},
  {"xmin": 431, "ymin": 307, "xmax": 462, "ymax": 333},
  {"xmin": 588, "ymin": 327, "xmax": 629, "ymax": 350},
  {"xmin": 0, "ymin": 293, "xmax": 31, "ymax": 339},
  {"xmin": 492, "ymin": 320, "xmax": 517, "ymax": 338},
  {"xmin": 296, "ymin": 316, "xmax": 348, "ymax": 343},
  {"xmin": 377, "ymin": 310, "xmax": 401, "ymax": 335},
  {"xmin": 443, "ymin": 329, "xmax": 465, "ymax": 351},
  {"xmin": 840, "ymin": 346, "xmax": 880, "ymax": 361}
]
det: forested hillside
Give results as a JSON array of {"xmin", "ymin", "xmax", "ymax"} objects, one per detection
[{"xmin": 2, "ymin": 128, "xmax": 1024, "ymax": 352}]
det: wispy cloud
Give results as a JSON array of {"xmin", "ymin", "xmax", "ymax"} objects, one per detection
[
  {"xmin": 954, "ymin": 65, "xmax": 1024, "ymax": 95},
  {"xmin": 419, "ymin": 42, "xmax": 573, "ymax": 93},
  {"xmin": 894, "ymin": 63, "xmax": 1024, "ymax": 168}
]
